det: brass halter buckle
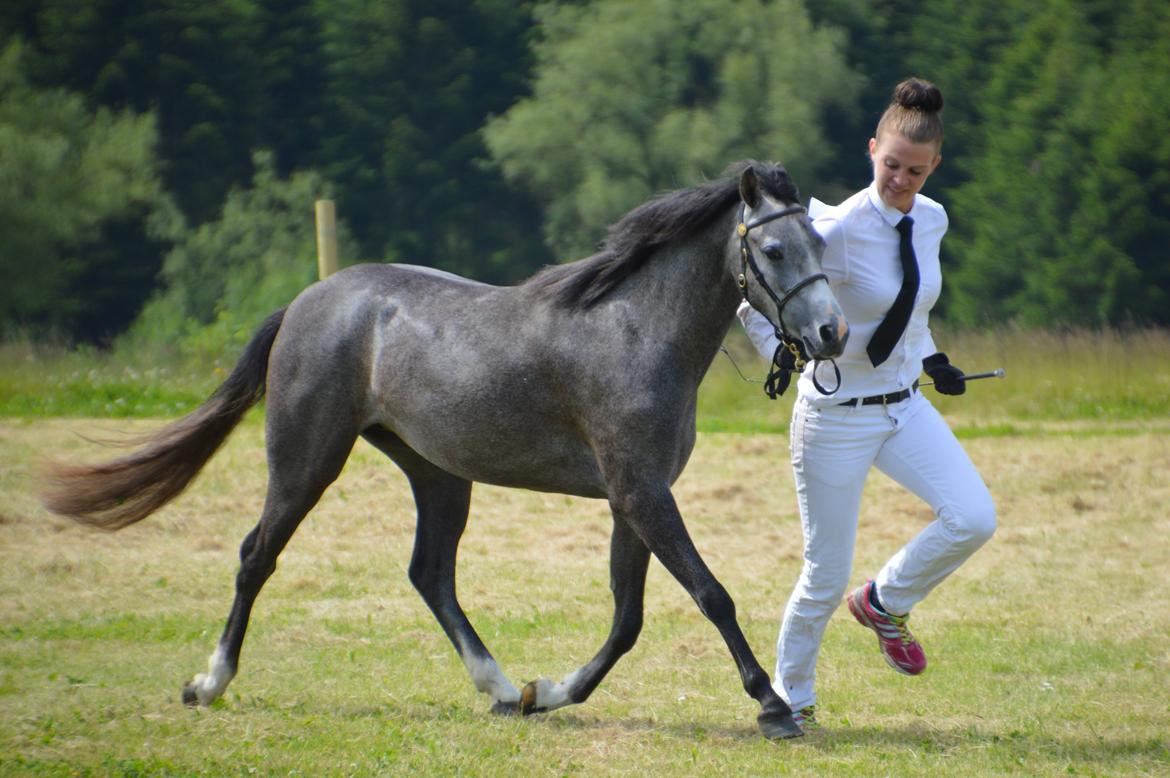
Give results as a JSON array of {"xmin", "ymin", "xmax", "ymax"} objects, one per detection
[{"xmin": 785, "ymin": 339, "xmax": 807, "ymax": 371}]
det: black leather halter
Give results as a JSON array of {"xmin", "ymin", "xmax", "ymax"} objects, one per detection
[{"xmin": 736, "ymin": 202, "xmax": 840, "ymax": 398}]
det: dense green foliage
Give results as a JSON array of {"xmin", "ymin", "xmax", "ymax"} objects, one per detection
[
  {"xmin": 123, "ymin": 151, "xmax": 361, "ymax": 360},
  {"xmin": 0, "ymin": 0, "xmax": 550, "ymax": 344},
  {"xmin": 0, "ymin": 40, "xmax": 171, "ymax": 342},
  {"xmin": 1, "ymin": 0, "xmax": 1167, "ymax": 346},
  {"xmin": 484, "ymin": 0, "xmax": 860, "ymax": 259},
  {"xmin": 935, "ymin": 0, "xmax": 1170, "ymax": 326}
]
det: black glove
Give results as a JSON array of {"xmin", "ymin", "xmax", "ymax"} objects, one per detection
[{"xmin": 923, "ymin": 352, "xmax": 966, "ymax": 395}]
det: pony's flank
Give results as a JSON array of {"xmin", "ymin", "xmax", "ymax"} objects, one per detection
[{"xmin": 526, "ymin": 160, "xmax": 799, "ymax": 310}]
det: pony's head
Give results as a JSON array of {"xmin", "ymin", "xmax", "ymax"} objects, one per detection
[{"xmin": 735, "ymin": 162, "xmax": 847, "ymax": 362}]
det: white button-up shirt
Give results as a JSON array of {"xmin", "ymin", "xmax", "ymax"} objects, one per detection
[{"xmin": 738, "ymin": 181, "xmax": 946, "ymax": 405}]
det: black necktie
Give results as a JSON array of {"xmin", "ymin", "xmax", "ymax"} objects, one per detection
[{"xmin": 867, "ymin": 216, "xmax": 919, "ymax": 367}]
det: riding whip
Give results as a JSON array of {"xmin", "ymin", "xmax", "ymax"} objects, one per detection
[{"xmin": 920, "ymin": 367, "xmax": 1005, "ymax": 387}]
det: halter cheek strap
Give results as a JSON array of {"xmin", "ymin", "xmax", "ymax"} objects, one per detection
[{"xmin": 736, "ymin": 203, "xmax": 841, "ymax": 398}]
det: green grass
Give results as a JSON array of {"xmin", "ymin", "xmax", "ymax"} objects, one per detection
[
  {"xmin": 0, "ymin": 341, "xmax": 221, "ymax": 419},
  {"xmin": 2, "ymin": 416, "xmax": 1169, "ymax": 776},
  {"xmin": 2, "ymin": 329, "xmax": 1169, "ymax": 775}
]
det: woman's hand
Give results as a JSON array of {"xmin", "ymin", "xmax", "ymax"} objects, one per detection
[{"xmin": 923, "ymin": 352, "xmax": 966, "ymax": 395}]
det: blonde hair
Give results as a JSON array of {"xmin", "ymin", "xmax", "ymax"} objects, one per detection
[{"xmin": 875, "ymin": 78, "xmax": 944, "ymax": 149}]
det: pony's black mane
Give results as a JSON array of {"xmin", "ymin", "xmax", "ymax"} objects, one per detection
[{"xmin": 526, "ymin": 160, "xmax": 799, "ymax": 309}]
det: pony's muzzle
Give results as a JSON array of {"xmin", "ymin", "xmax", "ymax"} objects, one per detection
[{"xmin": 809, "ymin": 313, "xmax": 848, "ymax": 360}]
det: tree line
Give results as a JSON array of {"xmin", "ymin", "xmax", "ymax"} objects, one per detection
[{"xmin": 1, "ymin": 0, "xmax": 1167, "ymax": 349}]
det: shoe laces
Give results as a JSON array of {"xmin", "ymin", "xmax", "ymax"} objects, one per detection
[
  {"xmin": 795, "ymin": 706, "xmax": 818, "ymax": 727},
  {"xmin": 884, "ymin": 610, "xmax": 914, "ymax": 645}
]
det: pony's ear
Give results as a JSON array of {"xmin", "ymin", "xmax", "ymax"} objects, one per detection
[{"xmin": 739, "ymin": 167, "xmax": 760, "ymax": 209}]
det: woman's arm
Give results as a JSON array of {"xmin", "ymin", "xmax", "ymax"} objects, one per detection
[{"xmin": 737, "ymin": 301, "xmax": 781, "ymax": 359}]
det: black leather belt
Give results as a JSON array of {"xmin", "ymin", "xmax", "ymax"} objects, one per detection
[{"xmin": 838, "ymin": 381, "xmax": 919, "ymax": 407}]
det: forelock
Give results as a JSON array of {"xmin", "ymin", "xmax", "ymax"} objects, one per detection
[{"xmin": 758, "ymin": 164, "xmax": 799, "ymax": 204}]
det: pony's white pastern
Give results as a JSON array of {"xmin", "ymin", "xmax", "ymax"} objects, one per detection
[
  {"xmin": 523, "ymin": 668, "xmax": 584, "ymax": 711},
  {"xmin": 188, "ymin": 645, "xmax": 236, "ymax": 705},
  {"xmin": 466, "ymin": 653, "xmax": 521, "ymax": 706}
]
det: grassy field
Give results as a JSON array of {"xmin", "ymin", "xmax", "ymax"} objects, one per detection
[{"xmin": 2, "ymin": 330, "xmax": 1169, "ymax": 776}]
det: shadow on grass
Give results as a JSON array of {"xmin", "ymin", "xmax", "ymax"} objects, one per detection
[
  {"xmin": 170, "ymin": 690, "xmax": 1170, "ymax": 773},
  {"xmin": 809, "ymin": 723, "xmax": 1166, "ymax": 755},
  {"xmin": 424, "ymin": 700, "xmax": 1170, "ymax": 767}
]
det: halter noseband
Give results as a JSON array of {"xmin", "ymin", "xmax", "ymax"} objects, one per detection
[{"xmin": 736, "ymin": 202, "xmax": 840, "ymax": 398}]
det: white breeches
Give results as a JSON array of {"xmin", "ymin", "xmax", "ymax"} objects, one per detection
[{"xmin": 775, "ymin": 390, "xmax": 996, "ymax": 711}]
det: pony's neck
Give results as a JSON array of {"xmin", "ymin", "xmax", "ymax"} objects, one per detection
[{"xmin": 634, "ymin": 209, "xmax": 743, "ymax": 374}]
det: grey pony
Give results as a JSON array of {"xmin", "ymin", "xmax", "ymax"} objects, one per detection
[{"xmin": 43, "ymin": 160, "xmax": 848, "ymax": 739}]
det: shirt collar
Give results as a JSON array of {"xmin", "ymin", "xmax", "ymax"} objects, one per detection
[{"xmin": 866, "ymin": 181, "xmax": 913, "ymax": 228}]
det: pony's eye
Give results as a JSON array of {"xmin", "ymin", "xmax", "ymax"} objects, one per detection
[{"xmin": 763, "ymin": 245, "xmax": 784, "ymax": 260}]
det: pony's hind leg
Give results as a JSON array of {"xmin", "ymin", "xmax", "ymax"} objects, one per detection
[
  {"xmin": 362, "ymin": 426, "xmax": 521, "ymax": 713},
  {"xmin": 183, "ymin": 411, "xmax": 358, "ymax": 706},
  {"xmin": 519, "ymin": 515, "xmax": 650, "ymax": 714}
]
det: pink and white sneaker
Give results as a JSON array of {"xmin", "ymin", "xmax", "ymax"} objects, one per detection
[
  {"xmin": 847, "ymin": 580, "xmax": 927, "ymax": 676},
  {"xmin": 793, "ymin": 705, "xmax": 819, "ymax": 731}
]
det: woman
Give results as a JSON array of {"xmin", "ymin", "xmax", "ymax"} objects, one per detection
[{"xmin": 738, "ymin": 77, "xmax": 996, "ymax": 730}]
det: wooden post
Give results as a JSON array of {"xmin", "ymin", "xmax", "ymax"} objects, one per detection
[{"xmin": 315, "ymin": 199, "xmax": 339, "ymax": 280}]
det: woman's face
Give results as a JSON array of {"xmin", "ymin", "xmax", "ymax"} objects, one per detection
[{"xmin": 869, "ymin": 131, "xmax": 941, "ymax": 213}]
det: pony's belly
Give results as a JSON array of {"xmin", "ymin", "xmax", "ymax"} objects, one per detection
[
  {"xmin": 469, "ymin": 466, "xmax": 610, "ymax": 500},
  {"xmin": 388, "ymin": 418, "xmax": 609, "ymax": 499}
]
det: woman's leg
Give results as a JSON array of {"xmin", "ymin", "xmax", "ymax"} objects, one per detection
[
  {"xmin": 872, "ymin": 394, "xmax": 997, "ymax": 615},
  {"xmin": 776, "ymin": 400, "xmax": 886, "ymax": 710}
]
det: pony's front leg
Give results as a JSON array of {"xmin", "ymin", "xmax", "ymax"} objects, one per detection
[
  {"xmin": 519, "ymin": 514, "xmax": 651, "ymax": 714},
  {"xmin": 609, "ymin": 484, "xmax": 802, "ymax": 739}
]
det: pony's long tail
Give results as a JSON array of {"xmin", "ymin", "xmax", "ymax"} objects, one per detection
[{"xmin": 42, "ymin": 308, "xmax": 287, "ymax": 530}]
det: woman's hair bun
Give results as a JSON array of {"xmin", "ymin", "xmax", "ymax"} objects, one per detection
[{"xmin": 893, "ymin": 78, "xmax": 944, "ymax": 113}]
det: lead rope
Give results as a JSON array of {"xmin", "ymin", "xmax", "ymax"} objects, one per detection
[
  {"xmin": 759, "ymin": 333, "xmax": 840, "ymax": 399},
  {"xmin": 719, "ymin": 342, "xmax": 840, "ymax": 398},
  {"xmin": 764, "ymin": 337, "xmax": 802, "ymax": 399}
]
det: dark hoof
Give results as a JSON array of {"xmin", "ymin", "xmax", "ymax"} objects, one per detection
[
  {"xmin": 181, "ymin": 683, "xmax": 199, "ymax": 707},
  {"xmin": 491, "ymin": 700, "xmax": 521, "ymax": 717},
  {"xmin": 758, "ymin": 710, "xmax": 804, "ymax": 740},
  {"xmin": 519, "ymin": 681, "xmax": 544, "ymax": 716}
]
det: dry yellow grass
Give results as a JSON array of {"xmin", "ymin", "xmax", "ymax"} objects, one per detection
[{"xmin": 2, "ymin": 417, "xmax": 1168, "ymax": 775}]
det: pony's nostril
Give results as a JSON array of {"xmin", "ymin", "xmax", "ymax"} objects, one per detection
[{"xmin": 818, "ymin": 323, "xmax": 837, "ymax": 347}]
